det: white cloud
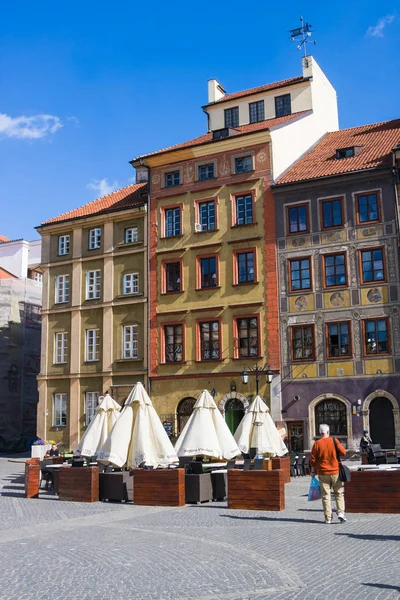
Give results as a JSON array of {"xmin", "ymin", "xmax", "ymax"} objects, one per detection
[
  {"xmin": 367, "ymin": 14, "xmax": 395, "ymax": 37},
  {"xmin": 87, "ymin": 178, "xmax": 119, "ymax": 197},
  {"xmin": 67, "ymin": 116, "xmax": 81, "ymax": 127},
  {"xmin": 0, "ymin": 113, "xmax": 62, "ymax": 140}
]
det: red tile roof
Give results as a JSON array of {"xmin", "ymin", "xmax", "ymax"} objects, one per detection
[
  {"xmin": 0, "ymin": 235, "xmax": 10, "ymax": 243},
  {"xmin": 276, "ymin": 119, "xmax": 400, "ymax": 185},
  {"xmin": 0, "ymin": 266, "xmax": 17, "ymax": 279},
  {"xmin": 132, "ymin": 111, "xmax": 310, "ymax": 162},
  {"xmin": 40, "ymin": 183, "xmax": 147, "ymax": 226},
  {"xmin": 205, "ymin": 76, "xmax": 305, "ymax": 106}
]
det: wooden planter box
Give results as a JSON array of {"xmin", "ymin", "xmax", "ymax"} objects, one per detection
[
  {"xmin": 25, "ymin": 459, "xmax": 40, "ymax": 498},
  {"xmin": 271, "ymin": 456, "xmax": 290, "ymax": 483},
  {"xmin": 345, "ymin": 470, "xmax": 400, "ymax": 513},
  {"xmin": 361, "ymin": 454, "xmax": 369, "ymax": 465},
  {"xmin": 58, "ymin": 466, "xmax": 99, "ymax": 502},
  {"xmin": 134, "ymin": 468, "xmax": 185, "ymax": 507},
  {"xmin": 228, "ymin": 469, "xmax": 285, "ymax": 511}
]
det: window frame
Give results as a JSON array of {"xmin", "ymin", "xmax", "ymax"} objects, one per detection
[
  {"xmin": 196, "ymin": 254, "xmax": 219, "ymax": 290},
  {"xmin": 286, "ymin": 203, "xmax": 310, "ymax": 236},
  {"xmin": 326, "ymin": 321, "xmax": 352, "ymax": 360},
  {"xmin": 233, "ymin": 315, "xmax": 261, "ymax": 360},
  {"xmin": 288, "ymin": 256, "xmax": 312, "ymax": 293},
  {"xmin": 320, "ymin": 197, "xmax": 344, "ymax": 230},
  {"xmin": 54, "ymin": 331, "xmax": 68, "ymax": 364},
  {"xmin": 233, "ymin": 248, "xmax": 257, "ymax": 285},
  {"xmin": 290, "ymin": 325, "xmax": 316, "ymax": 362},
  {"xmin": 122, "ymin": 272, "xmax": 140, "ymax": 295},
  {"xmin": 249, "ymin": 100, "xmax": 265, "ymax": 124},
  {"xmin": 123, "ymin": 324, "xmax": 139, "ymax": 359},
  {"xmin": 85, "ymin": 392, "xmax": 99, "ymax": 426},
  {"xmin": 275, "ymin": 94, "xmax": 291, "ymax": 117},
  {"xmin": 234, "ymin": 155, "xmax": 253, "ymax": 174},
  {"xmin": 161, "ymin": 204, "xmax": 183, "ymax": 238},
  {"xmin": 355, "ymin": 190, "xmax": 381, "ymax": 225},
  {"xmin": 58, "ymin": 235, "xmax": 70, "ymax": 256},
  {"xmin": 224, "ymin": 106, "xmax": 239, "ymax": 128},
  {"xmin": 85, "ymin": 270, "xmax": 101, "ymax": 300},
  {"xmin": 124, "ymin": 226, "xmax": 139, "ymax": 244},
  {"xmin": 196, "ymin": 318, "xmax": 222, "ymax": 362},
  {"xmin": 323, "ymin": 252, "xmax": 348, "ymax": 289},
  {"xmin": 162, "ymin": 259, "xmax": 183, "ymax": 294},
  {"xmin": 162, "ymin": 322, "xmax": 185, "ymax": 364},
  {"xmin": 53, "ymin": 393, "xmax": 67, "ymax": 427},
  {"xmin": 195, "ymin": 199, "xmax": 217, "ymax": 232},
  {"xmin": 359, "ymin": 247, "xmax": 386, "ymax": 285},
  {"xmin": 164, "ymin": 170, "xmax": 181, "ymax": 188},
  {"xmin": 362, "ymin": 318, "xmax": 391, "ymax": 356},
  {"xmin": 55, "ymin": 274, "xmax": 69, "ymax": 304},
  {"xmin": 88, "ymin": 227, "xmax": 101, "ymax": 250},
  {"xmin": 198, "ymin": 163, "xmax": 215, "ymax": 181},
  {"xmin": 85, "ymin": 328, "xmax": 100, "ymax": 362},
  {"xmin": 232, "ymin": 192, "xmax": 255, "ymax": 227}
]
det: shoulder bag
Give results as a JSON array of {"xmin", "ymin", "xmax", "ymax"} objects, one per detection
[{"xmin": 333, "ymin": 437, "xmax": 351, "ymax": 482}]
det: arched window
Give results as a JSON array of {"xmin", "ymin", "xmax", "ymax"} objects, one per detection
[
  {"xmin": 177, "ymin": 397, "xmax": 196, "ymax": 434},
  {"xmin": 315, "ymin": 399, "xmax": 347, "ymax": 437},
  {"xmin": 225, "ymin": 398, "xmax": 245, "ymax": 435}
]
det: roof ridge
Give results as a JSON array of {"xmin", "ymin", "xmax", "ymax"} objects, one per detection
[{"xmin": 205, "ymin": 75, "xmax": 305, "ymax": 106}]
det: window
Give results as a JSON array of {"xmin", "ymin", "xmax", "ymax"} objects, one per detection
[
  {"xmin": 234, "ymin": 155, "xmax": 252, "ymax": 173},
  {"xmin": 53, "ymin": 393, "xmax": 67, "ymax": 427},
  {"xmin": 86, "ymin": 270, "xmax": 101, "ymax": 300},
  {"xmin": 33, "ymin": 272, "xmax": 43, "ymax": 285},
  {"xmin": 363, "ymin": 319, "xmax": 389, "ymax": 355},
  {"xmin": 164, "ymin": 207, "xmax": 181, "ymax": 237},
  {"xmin": 85, "ymin": 392, "xmax": 99, "ymax": 426},
  {"xmin": 198, "ymin": 201, "xmax": 215, "ymax": 231},
  {"xmin": 123, "ymin": 273, "xmax": 139, "ymax": 295},
  {"xmin": 164, "ymin": 324, "xmax": 183, "ymax": 362},
  {"xmin": 86, "ymin": 329, "xmax": 100, "ymax": 362},
  {"xmin": 54, "ymin": 332, "xmax": 68, "ymax": 364},
  {"xmin": 165, "ymin": 262, "xmax": 181, "ymax": 292},
  {"xmin": 249, "ymin": 100, "xmax": 264, "ymax": 123},
  {"xmin": 289, "ymin": 258, "xmax": 311, "ymax": 291},
  {"xmin": 236, "ymin": 317, "xmax": 259, "ymax": 358},
  {"xmin": 360, "ymin": 248, "xmax": 385, "ymax": 284},
  {"xmin": 199, "ymin": 321, "xmax": 220, "ymax": 360},
  {"xmin": 287, "ymin": 204, "xmax": 308, "ymax": 234},
  {"xmin": 88, "ymin": 228, "xmax": 101, "ymax": 250},
  {"xmin": 199, "ymin": 256, "xmax": 217, "ymax": 288},
  {"xmin": 123, "ymin": 325, "xmax": 138, "ymax": 359},
  {"xmin": 55, "ymin": 274, "xmax": 69, "ymax": 303},
  {"xmin": 235, "ymin": 194, "xmax": 253, "ymax": 225},
  {"xmin": 321, "ymin": 198, "xmax": 343, "ymax": 229},
  {"xmin": 315, "ymin": 400, "xmax": 347, "ymax": 437},
  {"xmin": 327, "ymin": 322, "xmax": 351, "ymax": 358},
  {"xmin": 58, "ymin": 235, "xmax": 70, "ymax": 256},
  {"xmin": 224, "ymin": 106, "xmax": 239, "ymax": 128},
  {"xmin": 324, "ymin": 253, "xmax": 347, "ymax": 288},
  {"xmin": 275, "ymin": 94, "xmax": 291, "ymax": 117},
  {"xmin": 125, "ymin": 226, "xmax": 138, "ymax": 244},
  {"xmin": 237, "ymin": 251, "xmax": 255, "ymax": 284},
  {"xmin": 198, "ymin": 164, "xmax": 214, "ymax": 180},
  {"xmin": 165, "ymin": 171, "xmax": 180, "ymax": 187},
  {"xmin": 291, "ymin": 325, "xmax": 315, "ymax": 360},
  {"xmin": 356, "ymin": 192, "xmax": 380, "ymax": 224},
  {"xmin": 336, "ymin": 147, "xmax": 355, "ymax": 159},
  {"xmin": 177, "ymin": 397, "xmax": 196, "ymax": 434}
]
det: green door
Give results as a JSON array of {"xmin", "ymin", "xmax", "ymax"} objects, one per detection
[{"xmin": 225, "ymin": 399, "xmax": 245, "ymax": 434}]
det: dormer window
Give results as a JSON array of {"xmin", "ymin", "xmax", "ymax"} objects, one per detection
[
  {"xmin": 224, "ymin": 107, "xmax": 239, "ymax": 128},
  {"xmin": 249, "ymin": 101, "xmax": 264, "ymax": 124},
  {"xmin": 275, "ymin": 94, "xmax": 291, "ymax": 117},
  {"xmin": 336, "ymin": 147, "xmax": 355, "ymax": 159}
]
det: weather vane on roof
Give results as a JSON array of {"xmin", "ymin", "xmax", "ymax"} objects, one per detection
[{"xmin": 289, "ymin": 17, "xmax": 316, "ymax": 57}]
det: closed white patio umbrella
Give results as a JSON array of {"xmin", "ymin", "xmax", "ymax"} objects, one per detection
[
  {"xmin": 75, "ymin": 393, "xmax": 121, "ymax": 458},
  {"xmin": 175, "ymin": 390, "xmax": 241, "ymax": 461},
  {"xmin": 97, "ymin": 382, "xmax": 178, "ymax": 469},
  {"xmin": 234, "ymin": 395, "xmax": 288, "ymax": 457}
]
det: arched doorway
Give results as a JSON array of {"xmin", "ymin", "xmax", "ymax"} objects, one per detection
[
  {"xmin": 369, "ymin": 397, "xmax": 395, "ymax": 449},
  {"xmin": 315, "ymin": 399, "xmax": 347, "ymax": 439},
  {"xmin": 177, "ymin": 397, "xmax": 196, "ymax": 434},
  {"xmin": 225, "ymin": 398, "xmax": 245, "ymax": 434}
]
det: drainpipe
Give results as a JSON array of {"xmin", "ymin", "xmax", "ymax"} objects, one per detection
[
  {"xmin": 202, "ymin": 107, "xmax": 211, "ymax": 133},
  {"xmin": 139, "ymin": 158, "xmax": 151, "ymax": 395}
]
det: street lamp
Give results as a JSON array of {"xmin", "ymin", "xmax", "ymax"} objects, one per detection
[{"xmin": 241, "ymin": 364, "xmax": 275, "ymax": 396}]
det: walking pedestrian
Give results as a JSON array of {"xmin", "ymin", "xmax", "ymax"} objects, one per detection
[{"xmin": 310, "ymin": 424, "xmax": 347, "ymax": 524}]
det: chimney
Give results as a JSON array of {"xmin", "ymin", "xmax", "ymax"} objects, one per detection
[{"xmin": 207, "ymin": 79, "xmax": 226, "ymax": 104}]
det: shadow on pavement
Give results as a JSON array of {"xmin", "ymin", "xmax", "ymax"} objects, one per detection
[
  {"xmin": 336, "ymin": 533, "xmax": 400, "ymax": 542},
  {"xmin": 221, "ymin": 514, "xmax": 325, "ymax": 525},
  {"xmin": 1, "ymin": 491, "xmax": 25, "ymax": 498},
  {"xmin": 363, "ymin": 583, "xmax": 400, "ymax": 592}
]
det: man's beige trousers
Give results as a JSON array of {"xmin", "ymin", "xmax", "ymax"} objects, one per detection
[{"xmin": 318, "ymin": 474, "xmax": 345, "ymax": 520}]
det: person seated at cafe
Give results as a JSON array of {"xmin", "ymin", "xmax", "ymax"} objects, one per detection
[
  {"xmin": 45, "ymin": 444, "xmax": 59, "ymax": 457},
  {"xmin": 360, "ymin": 430, "xmax": 372, "ymax": 453}
]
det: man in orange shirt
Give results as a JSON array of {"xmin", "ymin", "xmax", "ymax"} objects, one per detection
[{"xmin": 310, "ymin": 423, "xmax": 347, "ymax": 524}]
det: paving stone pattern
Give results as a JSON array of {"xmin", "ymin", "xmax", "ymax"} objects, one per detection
[{"xmin": 0, "ymin": 458, "xmax": 399, "ymax": 599}]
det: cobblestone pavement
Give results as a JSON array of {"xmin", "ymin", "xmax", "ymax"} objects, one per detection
[{"xmin": 0, "ymin": 457, "xmax": 399, "ymax": 600}]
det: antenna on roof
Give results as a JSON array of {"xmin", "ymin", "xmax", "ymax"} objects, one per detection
[{"xmin": 289, "ymin": 16, "xmax": 316, "ymax": 57}]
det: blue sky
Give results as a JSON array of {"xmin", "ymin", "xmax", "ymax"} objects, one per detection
[{"xmin": 1, "ymin": 0, "xmax": 399, "ymax": 241}]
